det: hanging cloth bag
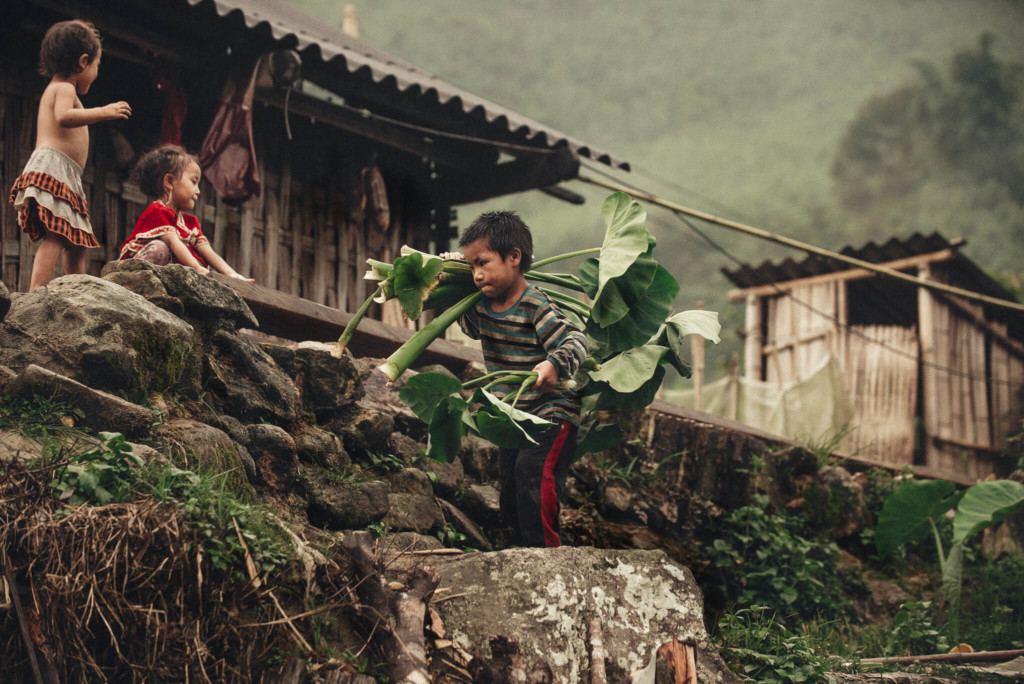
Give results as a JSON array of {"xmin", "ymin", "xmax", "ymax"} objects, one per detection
[{"xmin": 200, "ymin": 59, "xmax": 261, "ymax": 204}]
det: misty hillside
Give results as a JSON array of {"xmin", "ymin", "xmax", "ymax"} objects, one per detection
[{"xmin": 285, "ymin": 0, "xmax": 1024, "ymax": 378}]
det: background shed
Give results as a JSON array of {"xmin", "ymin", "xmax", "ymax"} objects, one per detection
[
  {"xmin": 1, "ymin": 0, "xmax": 624, "ymax": 326},
  {"xmin": 724, "ymin": 233, "xmax": 1024, "ymax": 482}
]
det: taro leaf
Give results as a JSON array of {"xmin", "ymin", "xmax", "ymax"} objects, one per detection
[
  {"xmin": 589, "ymin": 345, "xmax": 669, "ymax": 393},
  {"xmin": 594, "ymin": 192, "xmax": 655, "ymax": 301},
  {"xmin": 399, "ymin": 372, "xmax": 463, "ymax": 423},
  {"xmin": 585, "ymin": 262, "xmax": 679, "ymax": 353},
  {"xmin": 951, "ymin": 479, "xmax": 1024, "ymax": 546},
  {"xmin": 469, "ymin": 387, "xmax": 553, "ymax": 449},
  {"xmin": 655, "ymin": 310, "xmax": 723, "ymax": 377},
  {"xmin": 578, "ymin": 257, "xmax": 600, "ymax": 299},
  {"xmin": 399, "ymin": 372, "xmax": 469, "ymax": 461},
  {"xmin": 391, "ymin": 251, "xmax": 445, "ymax": 320},
  {"xmin": 581, "ymin": 365, "xmax": 666, "ymax": 413},
  {"xmin": 573, "ymin": 420, "xmax": 624, "ymax": 461},
  {"xmin": 875, "ymin": 479, "xmax": 963, "ymax": 557},
  {"xmin": 424, "ymin": 393, "xmax": 469, "ymax": 462}
]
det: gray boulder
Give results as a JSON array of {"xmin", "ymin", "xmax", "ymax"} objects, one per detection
[
  {"xmin": 458, "ymin": 435, "xmax": 500, "ymax": 483},
  {"xmin": 431, "ymin": 547, "xmax": 739, "ymax": 683},
  {"xmin": 0, "ymin": 275, "xmax": 199, "ymax": 400},
  {"xmin": 292, "ymin": 424, "xmax": 350, "ymax": 470},
  {"xmin": 203, "ymin": 329, "xmax": 300, "ymax": 425},
  {"xmin": 242, "ymin": 423, "xmax": 298, "ymax": 492},
  {"xmin": 0, "ymin": 430, "xmax": 43, "ymax": 464},
  {"xmin": 383, "ymin": 492, "xmax": 444, "ymax": 535},
  {"xmin": 305, "ymin": 472, "xmax": 390, "ymax": 530},
  {"xmin": 153, "ymin": 418, "xmax": 256, "ymax": 498},
  {"xmin": 262, "ymin": 341, "xmax": 363, "ymax": 420},
  {"xmin": 102, "ymin": 260, "xmax": 258, "ymax": 330},
  {"xmin": 6, "ymin": 364, "xmax": 155, "ymax": 437}
]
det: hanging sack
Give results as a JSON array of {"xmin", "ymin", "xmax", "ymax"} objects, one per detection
[{"xmin": 200, "ymin": 59, "xmax": 261, "ymax": 204}]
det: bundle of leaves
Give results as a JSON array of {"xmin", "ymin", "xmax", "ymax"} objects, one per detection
[
  {"xmin": 0, "ymin": 453, "xmax": 357, "ymax": 682},
  {"xmin": 338, "ymin": 192, "xmax": 722, "ymax": 461}
]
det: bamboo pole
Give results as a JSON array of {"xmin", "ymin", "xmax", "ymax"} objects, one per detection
[
  {"xmin": 860, "ymin": 648, "xmax": 1024, "ymax": 665},
  {"xmin": 576, "ymin": 172, "xmax": 1024, "ymax": 314}
]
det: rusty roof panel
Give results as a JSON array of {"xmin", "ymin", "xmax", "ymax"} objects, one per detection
[{"xmin": 186, "ymin": 0, "xmax": 629, "ymax": 169}]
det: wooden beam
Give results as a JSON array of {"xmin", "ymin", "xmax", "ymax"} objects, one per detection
[
  {"xmin": 438, "ymin": 149, "xmax": 579, "ymax": 206},
  {"xmin": 210, "ymin": 274, "xmax": 482, "ymax": 372},
  {"xmin": 727, "ymin": 249, "xmax": 958, "ymax": 301},
  {"xmin": 256, "ymin": 88, "xmax": 498, "ymax": 169}
]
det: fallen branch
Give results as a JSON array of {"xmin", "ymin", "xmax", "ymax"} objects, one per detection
[
  {"xmin": 860, "ymin": 648, "xmax": 1024, "ymax": 665},
  {"xmin": 343, "ymin": 530, "xmax": 438, "ymax": 684}
]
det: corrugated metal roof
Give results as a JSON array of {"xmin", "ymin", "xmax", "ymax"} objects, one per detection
[
  {"xmin": 723, "ymin": 232, "xmax": 1022, "ymax": 321},
  {"xmin": 724, "ymin": 233, "xmax": 963, "ymax": 288},
  {"xmin": 184, "ymin": 0, "xmax": 629, "ymax": 170}
]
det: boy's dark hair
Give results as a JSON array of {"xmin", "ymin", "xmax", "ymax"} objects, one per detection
[
  {"xmin": 39, "ymin": 20, "xmax": 102, "ymax": 79},
  {"xmin": 458, "ymin": 210, "xmax": 533, "ymax": 272},
  {"xmin": 130, "ymin": 145, "xmax": 201, "ymax": 199}
]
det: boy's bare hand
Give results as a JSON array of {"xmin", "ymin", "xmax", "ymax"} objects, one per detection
[
  {"xmin": 103, "ymin": 101, "xmax": 132, "ymax": 120},
  {"xmin": 440, "ymin": 251, "xmax": 464, "ymax": 260},
  {"xmin": 532, "ymin": 360, "xmax": 559, "ymax": 393}
]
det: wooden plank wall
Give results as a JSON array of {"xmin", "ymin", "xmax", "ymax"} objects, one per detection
[
  {"xmin": 843, "ymin": 325, "xmax": 918, "ymax": 466},
  {"xmin": 762, "ymin": 282, "xmax": 841, "ymax": 385}
]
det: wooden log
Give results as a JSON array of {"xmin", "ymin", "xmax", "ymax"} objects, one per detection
[
  {"xmin": 342, "ymin": 530, "xmax": 436, "ymax": 684},
  {"xmin": 860, "ymin": 648, "xmax": 1024, "ymax": 665}
]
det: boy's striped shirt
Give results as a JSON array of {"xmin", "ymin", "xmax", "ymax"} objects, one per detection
[{"xmin": 460, "ymin": 284, "xmax": 588, "ymax": 425}]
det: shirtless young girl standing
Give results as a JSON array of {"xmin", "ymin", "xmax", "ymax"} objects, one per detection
[{"xmin": 9, "ymin": 19, "xmax": 131, "ymax": 290}]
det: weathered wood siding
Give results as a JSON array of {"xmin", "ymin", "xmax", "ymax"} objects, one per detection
[
  {"xmin": 843, "ymin": 325, "xmax": 918, "ymax": 467},
  {"xmin": 761, "ymin": 282, "xmax": 842, "ymax": 386}
]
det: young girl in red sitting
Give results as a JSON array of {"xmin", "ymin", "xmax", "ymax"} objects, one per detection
[{"xmin": 119, "ymin": 145, "xmax": 252, "ymax": 281}]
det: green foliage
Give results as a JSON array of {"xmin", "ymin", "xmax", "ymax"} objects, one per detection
[
  {"xmin": 0, "ymin": 393, "xmax": 84, "ymax": 440},
  {"xmin": 362, "ymin": 451, "xmax": 406, "ymax": 474},
  {"xmin": 709, "ymin": 494, "xmax": 850, "ymax": 622},
  {"xmin": 716, "ymin": 605, "xmax": 834, "ymax": 684},
  {"xmin": 51, "ymin": 432, "xmax": 142, "ymax": 506},
  {"xmin": 436, "ymin": 522, "xmax": 469, "ymax": 550},
  {"xmin": 959, "ymin": 553, "xmax": 1024, "ymax": 651},
  {"xmin": 147, "ymin": 465, "xmax": 291, "ymax": 580},
  {"xmin": 886, "ymin": 601, "xmax": 949, "ymax": 657}
]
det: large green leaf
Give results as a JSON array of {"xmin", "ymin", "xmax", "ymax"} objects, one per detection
[
  {"xmin": 952, "ymin": 479, "xmax": 1024, "ymax": 545},
  {"xmin": 585, "ymin": 263, "xmax": 679, "ymax": 353},
  {"xmin": 391, "ymin": 251, "xmax": 445, "ymax": 319},
  {"xmin": 399, "ymin": 372, "xmax": 469, "ymax": 461},
  {"xmin": 594, "ymin": 192, "xmax": 653, "ymax": 301},
  {"xmin": 399, "ymin": 372, "xmax": 463, "ymax": 423},
  {"xmin": 665, "ymin": 309, "xmax": 722, "ymax": 344},
  {"xmin": 582, "ymin": 365, "xmax": 666, "ymax": 412},
  {"xmin": 589, "ymin": 345, "xmax": 669, "ymax": 393},
  {"xmin": 875, "ymin": 479, "xmax": 962, "ymax": 557},
  {"xmin": 469, "ymin": 388, "xmax": 553, "ymax": 448},
  {"xmin": 573, "ymin": 420, "xmax": 624, "ymax": 461},
  {"xmin": 424, "ymin": 393, "xmax": 469, "ymax": 462},
  {"xmin": 653, "ymin": 309, "xmax": 723, "ymax": 377}
]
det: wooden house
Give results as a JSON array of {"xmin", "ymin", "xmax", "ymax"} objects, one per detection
[
  {"xmin": 1, "ymin": 0, "xmax": 625, "ymax": 325},
  {"xmin": 724, "ymin": 234, "xmax": 1024, "ymax": 482}
]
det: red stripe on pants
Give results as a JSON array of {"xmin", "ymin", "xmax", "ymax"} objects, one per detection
[{"xmin": 540, "ymin": 421, "xmax": 572, "ymax": 547}]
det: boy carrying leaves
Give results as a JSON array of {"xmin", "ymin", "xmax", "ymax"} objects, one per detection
[{"xmin": 444, "ymin": 211, "xmax": 587, "ymax": 547}]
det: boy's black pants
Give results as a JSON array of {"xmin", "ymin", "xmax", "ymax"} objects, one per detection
[{"xmin": 498, "ymin": 421, "xmax": 577, "ymax": 547}]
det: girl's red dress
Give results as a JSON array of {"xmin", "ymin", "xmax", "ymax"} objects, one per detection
[{"xmin": 119, "ymin": 201, "xmax": 209, "ymax": 266}]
